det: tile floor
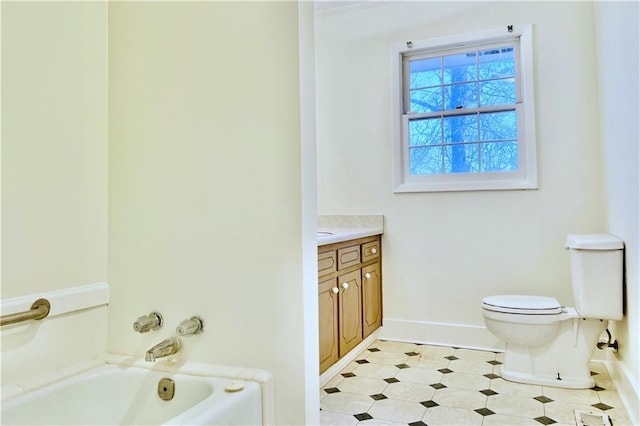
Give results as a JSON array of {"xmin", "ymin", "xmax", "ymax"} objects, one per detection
[{"xmin": 319, "ymin": 340, "xmax": 633, "ymax": 426}]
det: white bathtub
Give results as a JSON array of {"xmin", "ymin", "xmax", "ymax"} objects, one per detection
[{"xmin": 1, "ymin": 363, "xmax": 263, "ymax": 425}]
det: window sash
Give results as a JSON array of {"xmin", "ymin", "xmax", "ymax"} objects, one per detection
[
  {"xmin": 402, "ymin": 104, "xmax": 525, "ymax": 179},
  {"xmin": 402, "ymin": 40, "xmax": 522, "ymax": 116}
]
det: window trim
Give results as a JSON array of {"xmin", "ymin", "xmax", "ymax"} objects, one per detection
[{"xmin": 391, "ymin": 25, "xmax": 538, "ymax": 193}]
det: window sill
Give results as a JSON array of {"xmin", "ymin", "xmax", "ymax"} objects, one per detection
[{"xmin": 393, "ymin": 178, "xmax": 538, "ymax": 193}]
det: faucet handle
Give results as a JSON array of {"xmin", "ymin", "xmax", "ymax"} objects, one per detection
[
  {"xmin": 133, "ymin": 312, "xmax": 163, "ymax": 333},
  {"xmin": 176, "ymin": 316, "xmax": 204, "ymax": 336}
]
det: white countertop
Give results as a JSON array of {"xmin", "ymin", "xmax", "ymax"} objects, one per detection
[
  {"xmin": 317, "ymin": 227, "xmax": 383, "ymax": 246},
  {"xmin": 316, "ymin": 215, "xmax": 384, "ymax": 246}
]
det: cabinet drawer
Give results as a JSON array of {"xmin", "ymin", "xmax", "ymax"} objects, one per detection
[
  {"xmin": 318, "ymin": 251, "xmax": 337, "ymax": 277},
  {"xmin": 362, "ymin": 240, "xmax": 380, "ymax": 262},
  {"xmin": 337, "ymin": 245, "xmax": 361, "ymax": 270}
]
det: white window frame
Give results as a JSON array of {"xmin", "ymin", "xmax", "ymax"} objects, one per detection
[{"xmin": 391, "ymin": 25, "xmax": 538, "ymax": 193}]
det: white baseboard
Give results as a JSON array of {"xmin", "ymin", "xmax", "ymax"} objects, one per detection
[
  {"xmin": 379, "ymin": 317, "xmax": 504, "ymax": 352},
  {"xmin": 604, "ymin": 356, "xmax": 640, "ymax": 425}
]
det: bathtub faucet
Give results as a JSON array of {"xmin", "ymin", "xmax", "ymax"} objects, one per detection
[{"xmin": 145, "ymin": 336, "xmax": 181, "ymax": 362}]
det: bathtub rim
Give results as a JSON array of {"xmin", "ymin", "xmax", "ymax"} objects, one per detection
[{"xmin": 1, "ymin": 353, "xmax": 274, "ymax": 425}]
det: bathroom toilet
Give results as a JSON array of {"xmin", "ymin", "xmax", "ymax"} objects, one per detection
[{"xmin": 481, "ymin": 234, "xmax": 624, "ymax": 389}]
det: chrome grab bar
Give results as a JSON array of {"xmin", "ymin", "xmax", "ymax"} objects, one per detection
[{"xmin": 1, "ymin": 298, "xmax": 51, "ymax": 326}]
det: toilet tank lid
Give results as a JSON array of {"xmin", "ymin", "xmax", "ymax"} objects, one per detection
[
  {"xmin": 482, "ymin": 295, "xmax": 562, "ymax": 314},
  {"xmin": 566, "ymin": 234, "xmax": 624, "ymax": 250}
]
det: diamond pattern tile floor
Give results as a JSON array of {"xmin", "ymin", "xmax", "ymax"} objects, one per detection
[{"xmin": 319, "ymin": 340, "xmax": 634, "ymax": 425}]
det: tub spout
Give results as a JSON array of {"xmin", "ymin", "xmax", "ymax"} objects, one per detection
[{"xmin": 145, "ymin": 336, "xmax": 181, "ymax": 362}]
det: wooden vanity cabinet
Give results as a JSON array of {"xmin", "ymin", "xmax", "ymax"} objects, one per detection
[{"xmin": 318, "ymin": 235, "xmax": 382, "ymax": 373}]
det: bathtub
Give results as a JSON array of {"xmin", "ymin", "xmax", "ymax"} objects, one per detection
[{"xmin": 1, "ymin": 362, "xmax": 264, "ymax": 425}]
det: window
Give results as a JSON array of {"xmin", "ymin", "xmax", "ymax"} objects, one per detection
[{"xmin": 392, "ymin": 25, "xmax": 538, "ymax": 192}]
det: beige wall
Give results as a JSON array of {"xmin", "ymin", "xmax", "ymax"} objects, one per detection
[
  {"xmin": 1, "ymin": 0, "xmax": 109, "ymax": 388},
  {"xmin": 316, "ymin": 2, "xmax": 606, "ymax": 342},
  {"xmin": 1, "ymin": 2, "xmax": 108, "ymax": 297},
  {"xmin": 107, "ymin": 3, "xmax": 314, "ymax": 424},
  {"xmin": 594, "ymin": 1, "xmax": 640, "ymax": 419}
]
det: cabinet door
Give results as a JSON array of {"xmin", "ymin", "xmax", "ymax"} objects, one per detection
[
  {"xmin": 362, "ymin": 262, "xmax": 382, "ymax": 338},
  {"xmin": 319, "ymin": 278, "xmax": 339, "ymax": 373},
  {"xmin": 338, "ymin": 270, "xmax": 362, "ymax": 357}
]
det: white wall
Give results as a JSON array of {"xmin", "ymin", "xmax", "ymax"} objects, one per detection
[
  {"xmin": 316, "ymin": 2, "xmax": 606, "ymax": 347},
  {"xmin": 594, "ymin": 1, "xmax": 640, "ymax": 420},
  {"xmin": 107, "ymin": 3, "xmax": 316, "ymax": 424},
  {"xmin": 1, "ymin": 2, "xmax": 108, "ymax": 385},
  {"xmin": 1, "ymin": 2, "xmax": 108, "ymax": 298},
  {"xmin": 298, "ymin": 1, "xmax": 321, "ymax": 421}
]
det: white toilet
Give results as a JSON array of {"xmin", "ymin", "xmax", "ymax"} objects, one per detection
[{"xmin": 481, "ymin": 234, "xmax": 624, "ymax": 389}]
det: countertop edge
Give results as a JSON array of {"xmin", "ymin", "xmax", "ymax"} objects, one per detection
[{"xmin": 317, "ymin": 227, "xmax": 383, "ymax": 246}]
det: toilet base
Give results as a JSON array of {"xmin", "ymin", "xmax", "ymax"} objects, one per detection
[
  {"xmin": 500, "ymin": 366, "xmax": 595, "ymax": 389},
  {"xmin": 498, "ymin": 317, "xmax": 606, "ymax": 389}
]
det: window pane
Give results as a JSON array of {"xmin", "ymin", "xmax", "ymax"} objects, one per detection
[
  {"xmin": 410, "ymin": 87, "xmax": 443, "ymax": 112},
  {"xmin": 479, "ymin": 47, "xmax": 515, "ymax": 79},
  {"xmin": 443, "ymin": 52, "xmax": 477, "ymax": 84},
  {"xmin": 409, "ymin": 57, "xmax": 441, "ymax": 89},
  {"xmin": 443, "ymin": 114, "xmax": 478, "ymax": 143},
  {"xmin": 481, "ymin": 141, "xmax": 518, "ymax": 172},
  {"xmin": 444, "ymin": 143, "xmax": 479, "ymax": 173},
  {"xmin": 409, "ymin": 146, "xmax": 443, "ymax": 175},
  {"xmin": 409, "ymin": 117, "xmax": 442, "ymax": 146},
  {"xmin": 444, "ymin": 82, "xmax": 478, "ymax": 110},
  {"xmin": 480, "ymin": 111, "xmax": 517, "ymax": 141},
  {"xmin": 480, "ymin": 78, "xmax": 516, "ymax": 106}
]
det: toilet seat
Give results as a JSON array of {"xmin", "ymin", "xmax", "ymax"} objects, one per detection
[{"xmin": 482, "ymin": 295, "xmax": 562, "ymax": 315}]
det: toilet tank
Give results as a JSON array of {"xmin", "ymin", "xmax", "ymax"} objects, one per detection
[{"xmin": 566, "ymin": 234, "xmax": 624, "ymax": 320}]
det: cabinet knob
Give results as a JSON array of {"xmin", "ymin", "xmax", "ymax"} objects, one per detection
[
  {"xmin": 370, "ymin": 248, "xmax": 377, "ymax": 254},
  {"xmin": 342, "ymin": 282, "xmax": 349, "ymax": 289},
  {"xmin": 332, "ymin": 287, "xmax": 339, "ymax": 294},
  {"xmin": 364, "ymin": 272, "xmax": 371, "ymax": 279}
]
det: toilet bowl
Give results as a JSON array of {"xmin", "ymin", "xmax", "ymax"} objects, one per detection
[
  {"xmin": 482, "ymin": 295, "xmax": 607, "ymax": 388},
  {"xmin": 482, "ymin": 295, "xmax": 567, "ymax": 346},
  {"xmin": 481, "ymin": 234, "xmax": 624, "ymax": 389}
]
